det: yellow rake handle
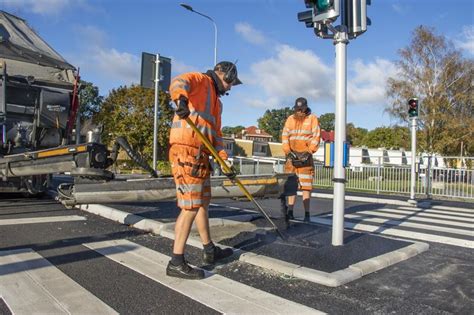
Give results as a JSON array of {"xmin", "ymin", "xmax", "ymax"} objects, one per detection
[{"xmin": 185, "ymin": 117, "xmax": 285, "ymax": 239}]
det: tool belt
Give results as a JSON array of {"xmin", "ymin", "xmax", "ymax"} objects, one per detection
[
  {"xmin": 177, "ymin": 145, "xmax": 212, "ymax": 178},
  {"xmin": 290, "ymin": 152, "xmax": 313, "ymax": 168}
]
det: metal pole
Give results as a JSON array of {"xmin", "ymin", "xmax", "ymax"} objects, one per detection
[
  {"xmin": 332, "ymin": 28, "xmax": 348, "ymax": 246},
  {"xmin": 152, "ymin": 54, "xmax": 161, "ymax": 171},
  {"xmin": 409, "ymin": 117, "xmax": 417, "ymax": 201},
  {"xmin": 212, "ymin": 20, "xmax": 217, "ymax": 65},
  {"xmin": 75, "ymin": 108, "xmax": 81, "ymax": 144}
]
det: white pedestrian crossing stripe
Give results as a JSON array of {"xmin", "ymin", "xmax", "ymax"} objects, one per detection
[
  {"xmin": 314, "ymin": 205, "xmax": 474, "ymax": 248},
  {"xmin": 0, "ymin": 248, "xmax": 117, "ymax": 314},
  {"xmin": 0, "ymin": 215, "xmax": 86, "ymax": 226},
  {"xmin": 84, "ymin": 239, "xmax": 322, "ymax": 314}
]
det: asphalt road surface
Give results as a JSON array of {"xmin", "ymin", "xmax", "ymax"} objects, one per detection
[{"xmin": 0, "ymin": 194, "xmax": 473, "ymax": 314}]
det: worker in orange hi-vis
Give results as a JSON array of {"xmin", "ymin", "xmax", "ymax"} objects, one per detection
[
  {"xmin": 282, "ymin": 97, "xmax": 321, "ymax": 222},
  {"xmin": 166, "ymin": 61, "xmax": 242, "ymax": 280}
]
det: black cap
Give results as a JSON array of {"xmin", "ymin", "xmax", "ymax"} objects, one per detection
[
  {"xmin": 294, "ymin": 97, "xmax": 308, "ymax": 110},
  {"xmin": 214, "ymin": 61, "xmax": 242, "ymax": 85}
]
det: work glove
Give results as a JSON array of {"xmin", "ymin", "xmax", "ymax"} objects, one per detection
[
  {"xmin": 301, "ymin": 151, "xmax": 312, "ymax": 160},
  {"xmin": 222, "ymin": 159, "xmax": 237, "ymax": 180},
  {"xmin": 287, "ymin": 151, "xmax": 298, "ymax": 161},
  {"xmin": 175, "ymin": 95, "xmax": 190, "ymax": 119}
]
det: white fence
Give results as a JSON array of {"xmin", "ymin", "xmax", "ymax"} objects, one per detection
[{"xmin": 230, "ymin": 155, "xmax": 474, "ymax": 200}]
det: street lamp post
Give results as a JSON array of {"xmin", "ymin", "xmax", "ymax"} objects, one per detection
[{"xmin": 180, "ymin": 3, "xmax": 217, "ymax": 66}]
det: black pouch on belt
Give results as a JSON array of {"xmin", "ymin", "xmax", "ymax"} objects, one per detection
[{"xmin": 291, "ymin": 152, "xmax": 313, "ymax": 168}]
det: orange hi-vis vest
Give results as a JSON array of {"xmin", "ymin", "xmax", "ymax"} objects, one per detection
[
  {"xmin": 282, "ymin": 114, "xmax": 321, "ymax": 155},
  {"xmin": 169, "ymin": 72, "xmax": 228, "ymax": 160}
]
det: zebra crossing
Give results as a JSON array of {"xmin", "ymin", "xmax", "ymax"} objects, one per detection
[
  {"xmin": 313, "ymin": 204, "xmax": 474, "ymax": 248},
  {"xmin": 0, "ymin": 212, "xmax": 323, "ymax": 314}
]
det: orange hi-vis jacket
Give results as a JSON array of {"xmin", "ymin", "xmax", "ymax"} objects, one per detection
[
  {"xmin": 282, "ymin": 114, "xmax": 321, "ymax": 155},
  {"xmin": 169, "ymin": 72, "xmax": 228, "ymax": 161}
]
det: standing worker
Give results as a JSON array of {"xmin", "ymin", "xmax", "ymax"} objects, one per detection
[
  {"xmin": 167, "ymin": 61, "xmax": 242, "ymax": 280},
  {"xmin": 282, "ymin": 97, "xmax": 321, "ymax": 222}
]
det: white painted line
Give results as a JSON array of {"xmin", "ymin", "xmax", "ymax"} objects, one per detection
[
  {"xmin": 306, "ymin": 192, "xmax": 412, "ymax": 206},
  {"xmin": 382, "ymin": 207, "xmax": 474, "ymax": 222},
  {"xmin": 0, "ymin": 215, "xmax": 86, "ymax": 226},
  {"xmin": 311, "ymin": 217, "xmax": 474, "ymax": 248},
  {"xmin": 397, "ymin": 206, "xmax": 474, "ymax": 217},
  {"xmin": 341, "ymin": 214, "xmax": 472, "ymax": 236},
  {"xmin": 84, "ymin": 239, "xmax": 321, "ymax": 315},
  {"xmin": 431, "ymin": 205, "xmax": 474, "ymax": 213},
  {"xmin": 0, "ymin": 248, "xmax": 117, "ymax": 314},
  {"xmin": 350, "ymin": 210, "xmax": 474, "ymax": 228}
]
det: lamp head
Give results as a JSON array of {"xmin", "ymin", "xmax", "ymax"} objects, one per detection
[{"xmin": 180, "ymin": 3, "xmax": 193, "ymax": 11}]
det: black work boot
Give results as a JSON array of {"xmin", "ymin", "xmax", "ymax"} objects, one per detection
[
  {"xmin": 304, "ymin": 213, "xmax": 311, "ymax": 222},
  {"xmin": 203, "ymin": 245, "xmax": 233, "ymax": 264},
  {"xmin": 288, "ymin": 210, "xmax": 294, "ymax": 220},
  {"xmin": 166, "ymin": 261, "xmax": 205, "ymax": 280}
]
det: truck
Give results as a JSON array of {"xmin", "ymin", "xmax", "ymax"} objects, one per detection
[{"xmin": 0, "ymin": 10, "xmax": 111, "ymax": 195}]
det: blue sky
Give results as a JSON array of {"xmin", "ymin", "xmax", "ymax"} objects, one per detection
[{"xmin": 1, "ymin": 0, "xmax": 473, "ymax": 130}]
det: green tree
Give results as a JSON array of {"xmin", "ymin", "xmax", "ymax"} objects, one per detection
[
  {"xmin": 361, "ymin": 126, "xmax": 411, "ymax": 149},
  {"xmin": 257, "ymin": 107, "xmax": 293, "ymax": 142},
  {"xmin": 386, "ymin": 26, "xmax": 473, "ymax": 155},
  {"xmin": 319, "ymin": 113, "xmax": 335, "ymax": 131},
  {"xmin": 346, "ymin": 123, "xmax": 368, "ymax": 147},
  {"xmin": 94, "ymin": 85, "xmax": 173, "ymax": 161},
  {"xmin": 78, "ymin": 80, "xmax": 103, "ymax": 122},
  {"xmin": 222, "ymin": 125, "xmax": 245, "ymax": 137}
]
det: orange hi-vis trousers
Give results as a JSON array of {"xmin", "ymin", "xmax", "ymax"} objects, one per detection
[
  {"xmin": 170, "ymin": 144, "xmax": 211, "ymax": 210},
  {"xmin": 284, "ymin": 159, "xmax": 314, "ymax": 191}
]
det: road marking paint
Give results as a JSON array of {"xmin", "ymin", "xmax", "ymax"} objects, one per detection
[
  {"xmin": 0, "ymin": 248, "xmax": 117, "ymax": 314},
  {"xmin": 379, "ymin": 207, "xmax": 474, "ymax": 222},
  {"xmin": 311, "ymin": 217, "xmax": 474, "ymax": 248},
  {"xmin": 351, "ymin": 210, "xmax": 474, "ymax": 228},
  {"xmin": 397, "ymin": 206, "xmax": 474, "ymax": 217},
  {"xmin": 0, "ymin": 215, "xmax": 86, "ymax": 226},
  {"xmin": 84, "ymin": 239, "xmax": 322, "ymax": 315},
  {"xmin": 430, "ymin": 205, "xmax": 474, "ymax": 213},
  {"xmin": 340, "ymin": 214, "xmax": 472, "ymax": 236}
]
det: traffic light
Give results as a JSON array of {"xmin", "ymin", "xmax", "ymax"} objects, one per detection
[
  {"xmin": 342, "ymin": 0, "xmax": 372, "ymax": 38},
  {"xmin": 299, "ymin": 0, "xmax": 340, "ymax": 24},
  {"xmin": 408, "ymin": 98, "xmax": 418, "ymax": 118}
]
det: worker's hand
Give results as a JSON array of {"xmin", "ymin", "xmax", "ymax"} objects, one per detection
[
  {"xmin": 301, "ymin": 152, "xmax": 312, "ymax": 160},
  {"xmin": 287, "ymin": 151, "xmax": 298, "ymax": 161},
  {"xmin": 222, "ymin": 160, "xmax": 237, "ymax": 180},
  {"xmin": 175, "ymin": 96, "xmax": 190, "ymax": 119}
]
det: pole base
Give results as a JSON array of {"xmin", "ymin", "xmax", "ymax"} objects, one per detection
[{"xmin": 407, "ymin": 198, "xmax": 417, "ymax": 205}]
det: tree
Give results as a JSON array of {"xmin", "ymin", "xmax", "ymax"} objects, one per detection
[
  {"xmin": 257, "ymin": 107, "xmax": 293, "ymax": 142},
  {"xmin": 222, "ymin": 125, "xmax": 245, "ymax": 137},
  {"xmin": 94, "ymin": 85, "xmax": 173, "ymax": 161},
  {"xmin": 319, "ymin": 113, "xmax": 335, "ymax": 131},
  {"xmin": 78, "ymin": 80, "xmax": 103, "ymax": 122},
  {"xmin": 361, "ymin": 126, "xmax": 410, "ymax": 149},
  {"xmin": 346, "ymin": 123, "xmax": 368, "ymax": 147},
  {"xmin": 386, "ymin": 26, "xmax": 473, "ymax": 155}
]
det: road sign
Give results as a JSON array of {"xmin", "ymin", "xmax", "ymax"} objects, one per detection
[{"xmin": 140, "ymin": 52, "xmax": 171, "ymax": 91}]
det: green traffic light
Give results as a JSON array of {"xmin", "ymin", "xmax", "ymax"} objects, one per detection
[{"xmin": 316, "ymin": 0, "xmax": 331, "ymax": 11}]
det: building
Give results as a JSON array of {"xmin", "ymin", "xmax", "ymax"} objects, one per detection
[{"xmin": 241, "ymin": 126, "xmax": 273, "ymax": 142}]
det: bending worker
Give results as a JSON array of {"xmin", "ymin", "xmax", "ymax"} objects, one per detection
[
  {"xmin": 167, "ymin": 61, "xmax": 242, "ymax": 280},
  {"xmin": 282, "ymin": 97, "xmax": 321, "ymax": 222}
]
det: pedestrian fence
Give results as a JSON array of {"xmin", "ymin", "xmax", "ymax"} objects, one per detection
[{"xmin": 222, "ymin": 155, "xmax": 474, "ymax": 200}]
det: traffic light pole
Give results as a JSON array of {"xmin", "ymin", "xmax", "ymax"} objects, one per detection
[
  {"xmin": 331, "ymin": 25, "xmax": 349, "ymax": 246},
  {"xmin": 409, "ymin": 117, "xmax": 417, "ymax": 202}
]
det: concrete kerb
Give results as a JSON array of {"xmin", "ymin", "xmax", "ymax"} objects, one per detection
[{"xmin": 55, "ymin": 195, "xmax": 429, "ymax": 288}]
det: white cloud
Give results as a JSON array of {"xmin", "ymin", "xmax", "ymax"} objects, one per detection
[
  {"xmin": 348, "ymin": 58, "xmax": 398, "ymax": 105},
  {"xmin": 1, "ymin": 0, "xmax": 72, "ymax": 15},
  {"xmin": 250, "ymin": 44, "xmax": 333, "ymax": 106},
  {"xmin": 455, "ymin": 25, "xmax": 474, "ymax": 55},
  {"xmin": 70, "ymin": 25, "xmax": 139, "ymax": 87},
  {"xmin": 242, "ymin": 44, "xmax": 396, "ymax": 111},
  {"xmin": 235, "ymin": 22, "xmax": 267, "ymax": 45}
]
